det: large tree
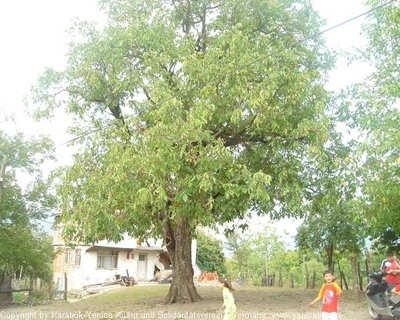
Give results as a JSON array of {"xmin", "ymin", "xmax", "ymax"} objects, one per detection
[
  {"xmin": 339, "ymin": 0, "xmax": 400, "ymax": 246},
  {"xmin": 31, "ymin": 0, "xmax": 334, "ymax": 303},
  {"xmin": 0, "ymin": 130, "xmax": 56, "ymax": 304}
]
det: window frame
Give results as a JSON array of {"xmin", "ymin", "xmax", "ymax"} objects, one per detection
[
  {"xmin": 74, "ymin": 248, "xmax": 82, "ymax": 266},
  {"xmin": 96, "ymin": 250, "xmax": 118, "ymax": 270}
]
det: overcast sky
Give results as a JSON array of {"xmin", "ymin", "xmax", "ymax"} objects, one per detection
[
  {"xmin": 0, "ymin": 0, "xmax": 368, "ymax": 138},
  {"xmin": 0, "ymin": 0, "xmax": 105, "ymax": 166},
  {"xmin": 0, "ymin": 0, "xmax": 371, "ymax": 236}
]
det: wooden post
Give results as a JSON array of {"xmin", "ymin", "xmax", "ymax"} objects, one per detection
[
  {"xmin": 28, "ymin": 276, "xmax": 34, "ymax": 302},
  {"xmin": 304, "ymin": 263, "xmax": 309, "ymax": 289},
  {"xmin": 49, "ymin": 277, "xmax": 53, "ymax": 301},
  {"xmin": 290, "ymin": 273, "xmax": 294, "ymax": 288},
  {"xmin": 311, "ymin": 269, "xmax": 316, "ymax": 289},
  {"xmin": 64, "ymin": 273, "xmax": 68, "ymax": 301},
  {"xmin": 36, "ymin": 278, "xmax": 41, "ymax": 290}
]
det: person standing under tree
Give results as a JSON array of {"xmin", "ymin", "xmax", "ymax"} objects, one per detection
[
  {"xmin": 218, "ymin": 277, "xmax": 236, "ymax": 320},
  {"xmin": 380, "ymin": 250, "xmax": 400, "ymax": 292},
  {"xmin": 309, "ymin": 270, "xmax": 342, "ymax": 320}
]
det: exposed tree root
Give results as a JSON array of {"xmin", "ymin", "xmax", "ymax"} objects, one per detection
[{"xmin": 163, "ymin": 283, "xmax": 202, "ymax": 304}]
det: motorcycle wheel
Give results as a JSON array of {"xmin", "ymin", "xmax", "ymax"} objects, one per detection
[{"xmin": 367, "ymin": 304, "xmax": 382, "ymax": 320}]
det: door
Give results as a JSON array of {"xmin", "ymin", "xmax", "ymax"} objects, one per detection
[{"xmin": 137, "ymin": 254, "xmax": 147, "ymax": 280}]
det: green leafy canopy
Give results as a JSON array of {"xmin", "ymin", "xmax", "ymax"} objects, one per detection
[
  {"xmin": 0, "ymin": 130, "xmax": 56, "ymax": 279},
  {"xmin": 30, "ymin": 0, "xmax": 334, "ymax": 247}
]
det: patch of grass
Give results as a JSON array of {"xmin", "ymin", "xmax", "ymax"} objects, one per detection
[
  {"xmin": 13, "ymin": 292, "xmax": 25, "ymax": 302},
  {"xmin": 74, "ymin": 285, "xmax": 170, "ymax": 305}
]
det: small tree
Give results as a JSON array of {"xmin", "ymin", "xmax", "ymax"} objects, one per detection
[
  {"xmin": 0, "ymin": 130, "xmax": 56, "ymax": 304},
  {"xmin": 196, "ymin": 231, "xmax": 226, "ymax": 275},
  {"xmin": 295, "ymin": 131, "xmax": 365, "ymax": 272},
  {"xmin": 225, "ymin": 226, "xmax": 289, "ymax": 285},
  {"xmin": 225, "ymin": 231, "xmax": 252, "ymax": 277}
]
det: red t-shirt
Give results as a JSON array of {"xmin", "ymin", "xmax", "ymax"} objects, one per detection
[
  {"xmin": 317, "ymin": 282, "xmax": 341, "ymax": 312},
  {"xmin": 381, "ymin": 260, "xmax": 400, "ymax": 285}
]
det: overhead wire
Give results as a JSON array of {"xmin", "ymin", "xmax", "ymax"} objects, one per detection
[{"xmin": 54, "ymin": 0, "xmax": 397, "ymax": 149}]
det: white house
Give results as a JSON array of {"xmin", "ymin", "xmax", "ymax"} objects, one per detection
[{"xmin": 52, "ymin": 224, "xmax": 198, "ymax": 291}]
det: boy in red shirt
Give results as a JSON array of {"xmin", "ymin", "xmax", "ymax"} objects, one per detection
[
  {"xmin": 309, "ymin": 270, "xmax": 343, "ymax": 320},
  {"xmin": 380, "ymin": 250, "xmax": 400, "ymax": 292}
]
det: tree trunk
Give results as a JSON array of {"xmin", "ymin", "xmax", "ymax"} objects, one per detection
[
  {"xmin": 365, "ymin": 250, "xmax": 372, "ymax": 274},
  {"xmin": 327, "ymin": 243, "xmax": 334, "ymax": 271},
  {"xmin": 304, "ymin": 263, "xmax": 309, "ymax": 289},
  {"xmin": 358, "ymin": 262, "xmax": 363, "ymax": 291},
  {"xmin": 337, "ymin": 259, "xmax": 343, "ymax": 288},
  {"xmin": 350, "ymin": 253, "xmax": 359, "ymax": 291},
  {"xmin": 162, "ymin": 216, "xmax": 202, "ymax": 304},
  {"xmin": 0, "ymin": 273, "xmax": 13, "ymax": 305},
  {"xmin": 278, "ymin": 267, "xmax": 282, "ymax": 287},
  {"xmin": 311, "ymin": 269, "xmax": 316, "ymax": 289}
]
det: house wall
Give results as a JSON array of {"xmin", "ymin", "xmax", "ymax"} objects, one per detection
[
  {"xmin": 53, "ymin": 245, "xmax": 89, "ymax": 291},
  {"xmin": 52, "ymin": 226, "xmax": 198, "ymax": 291},
  {"xmin": 53, "ymin": 246, "xmax": 162, "ymax": 290},
  {"xmin": 81, "ymin": 250, "xmax": 134, "ymax": 286}
]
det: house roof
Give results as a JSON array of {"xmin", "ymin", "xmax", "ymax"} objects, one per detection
[
  {"xmin": 86, "ymin": 245, "xmax": 133, "ymax": 252},
  {"xmin": 86, "ymin": 245, "xmax": 165, "ymax": 252},
  {"xmin": 135, "ymin": 246, "xmax": 164, "ymax": 252}
]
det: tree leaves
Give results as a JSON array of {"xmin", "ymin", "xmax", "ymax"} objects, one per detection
[
  {"xmin": 31, "ymin": 0, "xmax": 333, "ymax": 249},
  {"xmin": 340, "ymin": 1, "xmax": 400, "ymax": 244},
  {"xmin": 0, "ymin": 130, "xmax": 55, "ymax": 278}
]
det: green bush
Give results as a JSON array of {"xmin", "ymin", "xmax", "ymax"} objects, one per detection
[{"xmin": 12, "ymin": 292, "xmax": 25, "ymax": 302}]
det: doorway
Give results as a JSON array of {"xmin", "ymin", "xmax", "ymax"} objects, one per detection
[{"xmin": 137, "ymin": 254, "xmax": 147, "ymax": 280}]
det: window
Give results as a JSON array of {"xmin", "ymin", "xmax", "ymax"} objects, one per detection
[
  {"xmin": 139, "ymin": 254, "xmax": 146, "ymax": 262},
  {"xmin": 74, "ymin": 249, "xmax": 81, "ymax": 266},
  {"xmin": 97, "ymin": 251, "xmax": 118, "ymax": 269},
  {"xmin": 64, "ymin": 248, "xmax": 82, "ymax": 266},
  {"xmin": 64, "ymin": 248, "xmax": 73, "ymax": 265}
]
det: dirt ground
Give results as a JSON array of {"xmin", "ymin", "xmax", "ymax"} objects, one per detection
[{"xmin": 0, "ymin": 282, "xmax": 384, "ymax": 320}]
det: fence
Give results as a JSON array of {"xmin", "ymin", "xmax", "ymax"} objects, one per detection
[
  {"xmin": 259, "ymin": 260, "xmax": 367, "ymax": 290},
  {"xmin": 0, "ymin": 273, "xmax": 68, "ymax": 304}
]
